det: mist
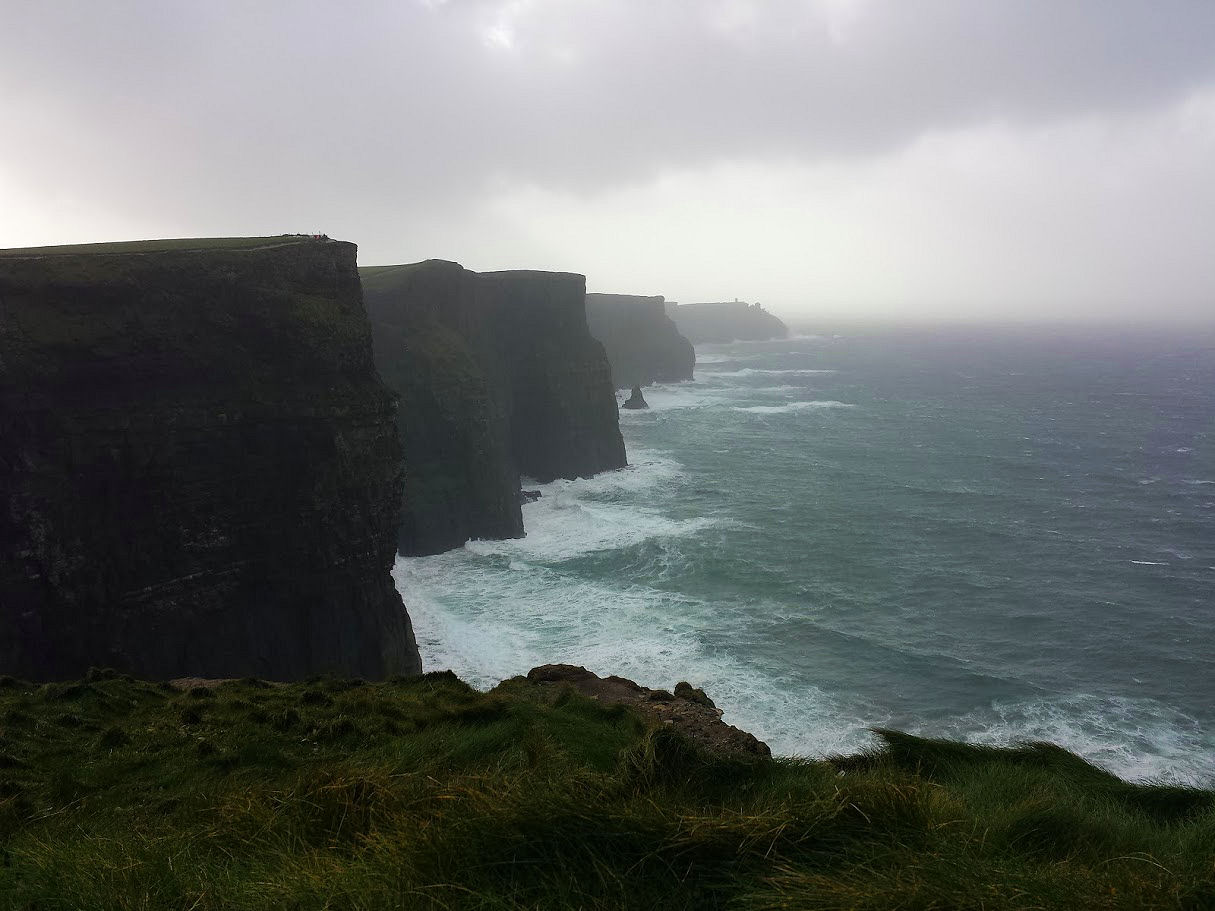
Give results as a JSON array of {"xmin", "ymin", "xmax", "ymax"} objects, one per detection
[{"xmin": 2, "ymin": 0, "xmax": 1213, "ymax": 323}]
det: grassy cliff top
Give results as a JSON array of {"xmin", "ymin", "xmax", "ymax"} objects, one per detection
[
  {"xmin": 0, "ymin": 670, "xmax": 1210, "ymax": 909},
  {"xmin": 0, "ymin": 235, "xmax": 343, "ymax": 258}
]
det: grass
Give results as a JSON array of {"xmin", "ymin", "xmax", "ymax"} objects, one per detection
[
  {"xmin": 0, "ymin": 236, "xmax": 329, "ymax": 258},
  {"xmin": 0, "ymin": 670, "xmax": 1211, "ymax": 909}
]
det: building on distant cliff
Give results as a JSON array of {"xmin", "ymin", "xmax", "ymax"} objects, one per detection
[{"xmin": 666, "ymin": 299, "xmax": 789, "ymax": 344}]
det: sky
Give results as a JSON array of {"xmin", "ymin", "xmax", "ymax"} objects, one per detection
[{"xmin": 2, "ymin": 0, "xmax": 1214, "ymax": 323}]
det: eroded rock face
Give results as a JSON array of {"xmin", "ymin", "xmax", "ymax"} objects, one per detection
[
  {"xmin": 666, "ymin": 301, "xmax": 788, "ymax": 344},
  {"xmin": 585, "ymin": 293, "xmax": 695, "ymax": 388},
  {"xmin": 0, "ymin": 237, "xmax": 421, "ymax": 681},
  {"xmin": 362, "ymin": 261, "xmax": 523, "ymax": 556},
  {"xmin": 526, "ymin": 664, "xmax": 771, "ymax": 758},
  {"xmin": 362, "ymin": 261, "xmax": 626, "ymax": 555}
]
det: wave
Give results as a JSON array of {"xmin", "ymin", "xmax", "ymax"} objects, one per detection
[
  {"xmin": 934, "ymin": 694, "xmax": 1215, "ymax": 785},
  {"xmin": 700, "ymin": 367, "xmax": 837, "ymax": 378},
  {"xmin": 734, "ymin": 400, "xmax": 855, "ymax": 415}
]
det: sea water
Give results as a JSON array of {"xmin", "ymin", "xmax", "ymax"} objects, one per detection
[{"xmin": 394, "ymin": 325, "xmax": 1215, "ymax": 784}]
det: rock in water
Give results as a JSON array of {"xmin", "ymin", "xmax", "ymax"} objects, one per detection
[
  {"xmin": 621, "ymin": 385, "xmax": 649, "ymax": 409},
  {"xmin": 585, "ymin": 293, "xmax": 695, "ymax": 388},
  {"xmin": 0, "ymin": 236, "xmax": 421, "ymax": 681},
  {"xmin": 362, "ymin": 260, "xmax": 626, "ymax": 556}
]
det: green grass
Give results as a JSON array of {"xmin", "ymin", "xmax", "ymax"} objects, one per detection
[
  {"xmin": 0, "ymin": 671, "xmax": 1210, "ymax": 909},
  {"xmin": 0, "ymin": 236, "xmax": 327, "ymax": 258}
]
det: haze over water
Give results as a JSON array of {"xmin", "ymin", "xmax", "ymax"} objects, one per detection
[{"xmin": 397, "ymin": 326, "xmax": 1215, "ymax": 784}]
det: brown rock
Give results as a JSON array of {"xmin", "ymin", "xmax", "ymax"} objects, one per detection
[{"xmin": 526, "ymin": 664, "xmax": 770, "ymax": 758}]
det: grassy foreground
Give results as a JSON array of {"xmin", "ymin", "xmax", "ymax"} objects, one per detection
[{"xmin": 0, "ymin": 671, "xmax": 1211, "ymax": 910}]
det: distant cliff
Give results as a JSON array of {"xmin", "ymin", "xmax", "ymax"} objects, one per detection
[
  {"xmin": 361, "ymin": 261, "xmax": 523, "ymax": 556},
  {"xmin": 362, "ymin": 260, "xmax": 626, "ymax": 556},
  {"xmin": 667, "ymin": 301, "xmax": 788, "ymax": 343},
  {"xmin": 585, "ymin": 293, "xmax": 695, "ymax": 388},
  {"xmin": 0, "ymin": 236, "xmax": 421, "ymax": 681}
]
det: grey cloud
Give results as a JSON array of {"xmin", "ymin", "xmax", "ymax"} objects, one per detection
[{"xmin": 3, "ymin": 0, "xmax": 1214, "ymax": 218}]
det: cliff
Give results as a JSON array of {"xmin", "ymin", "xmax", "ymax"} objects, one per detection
[
  {"xmin": 585, "ymin": 292, "xmax": 695, "ymax": 388},
  {"xmin": 361, "ymin": 261, "xmax": 523, "ymax": 556},
  {"xmin": 667, "ymin": 300, "xmax": 789, "ymax": 343},
  {"xmin": 479, "ymin": 269, "xmax": 626, "ymax": 483},
  {"xmin": 362, "ymin": 261, "xmax": 626, "ymax": 555},
  {"xmin": 0, "ymin": 236, "xmax": 421, "ymax": 681}
]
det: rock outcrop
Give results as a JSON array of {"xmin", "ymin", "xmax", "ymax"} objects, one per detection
[
  {"xmin": 0, "ymin": 236, "xmax": 421, "ymax": 681},
  {"xmin": 621, "ymin": 385, "xmax": 648, "ymax": 409},
  {"xmin": 584, "ymin": 293, "xmax": 695, "ymax": 388},
  {"xmin": 526, "ymin": 664, "xmax": 771, "ymax": 758},
  {"xmin": 362, "ymin": 261, "xmax": 626, "ymax": 556},
  {"xmin": 667, "ymin": 300, "xmax": 788, "ymax": 343}
]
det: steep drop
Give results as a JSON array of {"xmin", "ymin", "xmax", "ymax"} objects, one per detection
[
  {"xmin": 0, "ymin": 236, "xmax": 421, "ymax": 680},
  {"xmin": 585, "ymin": 292, "xmax": 695, "ymax": 388}
]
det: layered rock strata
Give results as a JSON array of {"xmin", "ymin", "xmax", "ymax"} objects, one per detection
[
  {"xmin": 362, "ymin": 261, "xmax": 626, "ymax": 555},
  {"xmin": 584, "ymin": 293, "xmax": 695, "ymax": 388},
  {"xmin": 667, "ymin": 300, "xmax": 789, "ymax": 343},
  {"xmin": 0, "ymin": 237, "xmax": 420, "ymax": 681}
]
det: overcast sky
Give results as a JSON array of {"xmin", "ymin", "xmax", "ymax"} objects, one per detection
[{"xmin": 3, "ymin": 1, "xmax": 1214, "ymax": 322}]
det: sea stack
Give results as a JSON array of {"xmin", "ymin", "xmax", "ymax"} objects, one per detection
[
  {"xmin": 362, "ymin": 260, "xmax": 626, "ymax": 556},
  {"xmin": 585, "ymin": 293, "xmax": 695, "ymax": 388},
  {"xmin": 0, "ymin": 236, "xmax": 421, "ymax": 681},
  {"xmin": 621, "ymin": 385, "xmax": 649, "ymax": 409}
]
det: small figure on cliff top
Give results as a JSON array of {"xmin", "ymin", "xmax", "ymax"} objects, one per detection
[{"xmin": 621, "ymin": 384, "xmax": 648, "ymax": 409}]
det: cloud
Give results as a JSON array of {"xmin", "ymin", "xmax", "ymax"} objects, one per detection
[{"xmin": 1, "ymin": 1, "xmax": 1213, "ymax": 318}]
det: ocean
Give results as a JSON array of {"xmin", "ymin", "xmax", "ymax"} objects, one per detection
[{"xmin": 394, "ymin": 325, "xmax": 1215, "ymax": 785}]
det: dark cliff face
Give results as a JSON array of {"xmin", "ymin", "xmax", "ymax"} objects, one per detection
[
  {"xmin": 361, "ymin": 261, "xmax": 626, "ymax": 555},
  {"xmin": 667, "ymin": 301, "xmax": 789, "ymax": 343},
  {"xmin": 0, "ymin": 237, "xmax": 421, "ymax": 681},
  {"xmin": 585, "ymin": 293, "xmax": 695, "ymax": 388},
  {"xmin": 479, "ymin": 270, "xmax": 626, "ymax": 484},
  {"xmin": 362, "ymin": 261, "xmax": 523, "ymax": 557}
]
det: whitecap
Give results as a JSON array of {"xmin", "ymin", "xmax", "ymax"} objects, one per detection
[
  {"xmin": 734, "ymin": 400, "xmax": 855, "ymax": 415},
  {"xmin": 700, "ymin": 367, "xmax": 837, "ymax": 378},
  {"xmin": 936, "ymin": 694, "xmax": 1214, "ymax": 785}
]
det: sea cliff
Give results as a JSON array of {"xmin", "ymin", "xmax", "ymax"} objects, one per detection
[
  {"xmin": 667, "ymin": 300, "xmax": 788, "ymax": 343},
  {"xmin": 0, "ymin": 236, "xmax": 420, "ymax": 680},
  {"xmin": 362, "ymin": 260, "xmax": 625, "ymax": 556},
  {"xmin": 585, "ymin": 292, "xmax": 695, "ymax": 388}
]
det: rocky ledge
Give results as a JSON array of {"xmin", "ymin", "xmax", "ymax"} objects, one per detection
[{"xmin": 527, "ymin": 664, "xmax": 771, "ymax": 758}]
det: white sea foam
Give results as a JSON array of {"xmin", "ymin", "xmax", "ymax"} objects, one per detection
[
  {"xmin": 700, "ymin": 367, "xmax": 837, "ymax": 378},
  {"xmin": 734, "ymin": 400, "xmax": 854, "ymax": 415},
  {"xmin": 937, "ymin": 694, "xmax": 1215, "ymax": 785}
]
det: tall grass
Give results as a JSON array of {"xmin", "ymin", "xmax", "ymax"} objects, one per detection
[{"xmin": 0, "ymin": 671, "xmax": 1210, "ymax": 909}]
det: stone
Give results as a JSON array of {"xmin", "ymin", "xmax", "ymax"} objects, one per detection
[
  {"xmin": 621, "ymin": 385, "xmax": 649, "ymax": 409},
  {"xmin": 525, "ymin": 664, "xmax": 770, "ymax": 758}
]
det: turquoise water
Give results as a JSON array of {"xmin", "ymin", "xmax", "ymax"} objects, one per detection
[{"xmin": 395, "ymin": 326, "xmax": 1215, "ymax": 783}]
